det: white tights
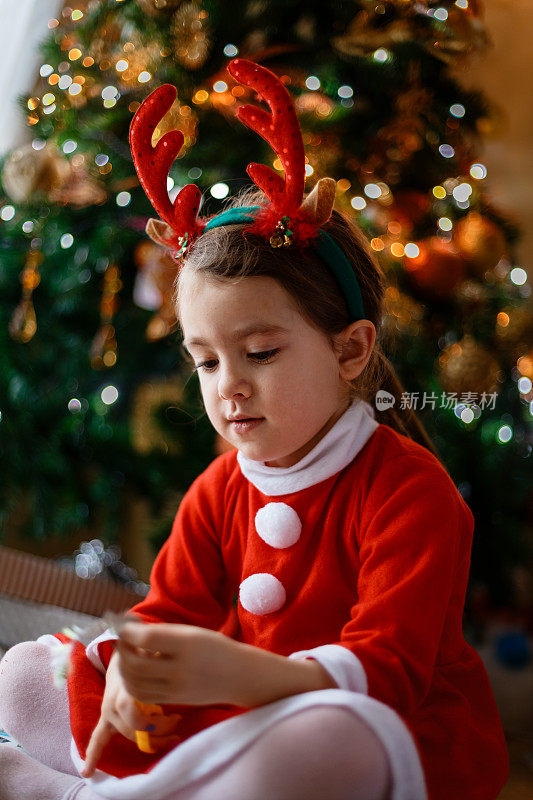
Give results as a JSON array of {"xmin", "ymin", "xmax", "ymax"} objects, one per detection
[{"xmin": 0, "ymin": 642, "xmax": 392, "ymax": 800}]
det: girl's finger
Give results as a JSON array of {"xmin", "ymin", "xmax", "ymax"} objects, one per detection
[
  {"xmin": 81, "ymin": 718, "xmax": 114, "ymax": 778},
  {"xmin": 119, "ymin": 621, "xmax": 177, "ymax": 655}
]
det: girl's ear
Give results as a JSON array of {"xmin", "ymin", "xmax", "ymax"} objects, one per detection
[{"xmin": 336, "ymin": 321, "xmax": 376, "ymax": 381}]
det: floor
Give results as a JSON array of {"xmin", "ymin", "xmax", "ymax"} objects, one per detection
[{"xmin": 498, "ymin": 735, "xmax": 533, "ymax": 799}]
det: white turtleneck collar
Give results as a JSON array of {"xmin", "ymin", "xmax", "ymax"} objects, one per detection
[{"xmin": 236, "ymin": 396, "xmax": 379, "ymax": 496}]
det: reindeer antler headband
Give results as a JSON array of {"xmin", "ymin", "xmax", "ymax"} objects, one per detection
[{"xmin": 129, "ymin": 58, "xmax": 366, "ymax": 321}]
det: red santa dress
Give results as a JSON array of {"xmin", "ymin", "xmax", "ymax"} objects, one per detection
[{"xmin": 46, "ymin": 397, "xmax": 509, "ymax": 800}]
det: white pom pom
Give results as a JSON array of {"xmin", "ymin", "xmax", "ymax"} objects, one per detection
[
  {"xmin": 254, "ymin": 503, "xmax": 302, "ymax": 549},
  {"xmin": 239, "ymin": 573, "xmax": 286, "ymax": 615}
]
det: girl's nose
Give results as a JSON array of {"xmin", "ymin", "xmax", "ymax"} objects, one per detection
[{"xmin": 217, "ymin": 366, "xmax": 252, "ymax": 400}]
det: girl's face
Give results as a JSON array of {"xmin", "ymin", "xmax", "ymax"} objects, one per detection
[{"xmin": 179, "ymin": 270, "xmax": 351, "ymax": 468}]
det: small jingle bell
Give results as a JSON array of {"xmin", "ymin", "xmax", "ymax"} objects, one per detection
[{"xmin": 269, "ymin": 217, "xmax": 293, "ymax": 249}]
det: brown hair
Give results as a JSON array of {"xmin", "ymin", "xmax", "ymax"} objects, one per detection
[{"xmin": 175, "ymin": 185, "xmax": 440, "ymax": 460}]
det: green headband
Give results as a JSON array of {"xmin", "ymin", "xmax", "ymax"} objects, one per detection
[{"xmin": 204, "ymin": 206, "xmax": 366, "ymax": 322}]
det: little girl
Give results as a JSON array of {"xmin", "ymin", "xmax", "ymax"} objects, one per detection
[{"xmin": 0, "ymin": 59, "xmax": 509, "ymax": 800}]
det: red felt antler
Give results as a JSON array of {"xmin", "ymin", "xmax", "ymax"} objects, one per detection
[
  {"xmin": 129, "ymin": 84, "xmax": 205, "ymax": 251},
  {"xmin": 227, "ymin": 59, "xmax": 306, "ymax": 218}
]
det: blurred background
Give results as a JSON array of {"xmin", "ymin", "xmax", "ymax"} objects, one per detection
[{"xmin": 0, "ymin": 1, "xmax": 532, "ymax": 795}]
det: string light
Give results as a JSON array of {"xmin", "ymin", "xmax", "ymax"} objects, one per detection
[
  {"xmin": 438, "ymin": 217, "xmax": 453, "ymax": 231},
  {"xmin": 338, "ymin": 85, "xmax": 353, "ymax": 98},
  {"xmin": 404, "ymin": 243, "xmax": 420, "ymax": 258},
  {"xmin": 390, "ymin": 243, "xmax": 405, "ymax": 258},
  {"xmin": 450, "ymin": 103, "xmax": 465, "ymax": 118},
  {"xmin": 224, "ymin": 44, "xmax": 238, "ymax": 57},
  {"xmin": 518, "ymin": 377, "xmax": 532, "ymax": 394},
  {"xmin": 305, "ymin": 76, "xmax": 320, "ymax": 91},
  {"xmin": 210, "ymin": 183, "xmax": 229, "ymax": 199},
  {"xmin": 351, "ymin": 197, "xmax": 366, "ymax": 210},
  {"xmin": 497, "ymin": 425, "xmax": 513, "ymax": 443},
  {"xmin": 373, "ymin": 49, "xmax": 391, "ymax": 63},
  {"xmin": 510, "ymin": 268, "xmax": 527, "ymax": 285},
  {"xmin": 470, "ymin": 163, "xmax": 487, "ymax": 179},
  {"xmin": 1, "ymin": 206, "xmax": 15, "ymax": 221},
  {"xmin": 61, "ymin": 234, "xmax": 74, "ymax": 249},
  {"xmin": 439, "ymin": 144, "xmax": 455, "ymax": 158},
  {"xmin": 364, "ymin": 183, "xmax": 381, "ymax": 199},
  {"xmin": 193, "ymin": 90, "xmax": 209, "ymax": 104},
  {"xmin": 116, "ymin": 192, "xmax": 131, "ymax": 207},
  {"xmin": 101, "ymin": 386, "xmax": 119, "ymax": 405},
  {"xmin": 40, "ymin": 64, "xmax": 53, "ymax": 77},
  {"xmin": 213, "ymin": 81, "xmax": 228, "ymax": 92},
  {"xmin": 452, "ymin": 182, "xmax": 472, "ymax": 202},
  {"xmin": 433, "ymin": 185, "xmax": 446, "ymax": 199}
]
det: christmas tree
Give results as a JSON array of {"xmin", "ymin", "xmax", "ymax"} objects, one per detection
[{"xmin": 1, "ymin": 0, "xmax": 531, "ymax": 627}]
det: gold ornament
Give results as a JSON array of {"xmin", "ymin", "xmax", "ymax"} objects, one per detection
[
  {"xmin": 9, "ymin": 249, "xmax": 43, "ymax": 343},
  {"xmin": 1, "ymin": 143, "xmax": 71, "ymax": 204},
  {"xmin": 90, "ymin": 264, "xmax": 122, "ymax": 369},
  {"xmin": 454, "ymin": 212, "xmax": 507, "ymax": 277},
  {"xmin": 438, "ymin": 334, "xmax": 502, "ymax": 396},
  {"xmin": 171, "ymin": 2, "xmax": 211, "ymax": 70},
  {"xmin": 131, "ymin": 378, "xmax": 184, "ymax": 455}
]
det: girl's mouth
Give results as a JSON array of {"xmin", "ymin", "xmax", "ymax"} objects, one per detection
[{"xmin": 230, "ymin": 418, "xmax": 265, "ymax": 433}]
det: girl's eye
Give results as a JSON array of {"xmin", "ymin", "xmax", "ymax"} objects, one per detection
[
  {"xmin": 251, "ymin": 348, "xmax": 279, "ymax": 362},
  {"xmin": 194, "ymin": 349, "xmax": 279, "ymax": 372}
]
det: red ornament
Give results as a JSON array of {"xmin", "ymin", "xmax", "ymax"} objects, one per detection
[{"xmin": 404, "ymin": 237, "xmax": 466, "ymax": 300}]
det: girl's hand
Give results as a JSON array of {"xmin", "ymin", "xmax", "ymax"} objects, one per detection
[
  {"xmin": 116, "ymin": 621, "xmax": 337, "ymax": 709},
  {"xmin": 115, "ymin": 621, "xmax": 249, "ymax": 707},
  {"xmin": 81, "ymin": 650, "xmax": 182, "ymax": 778}
]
